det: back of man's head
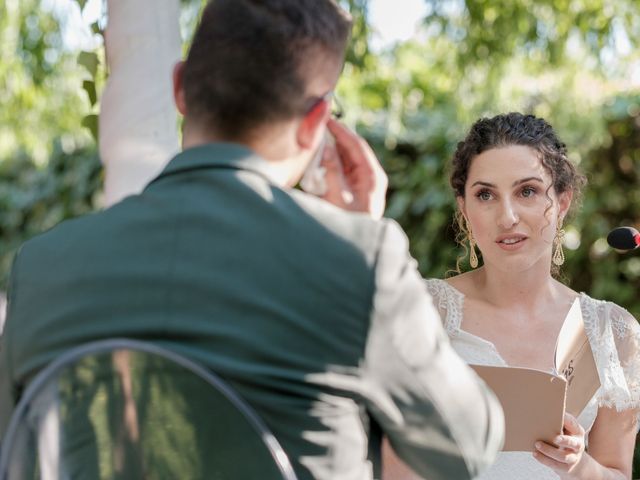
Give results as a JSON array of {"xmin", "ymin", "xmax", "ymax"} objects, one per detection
[{"xmin": 182, "ymin": 0, "xmax": 352, "ymax": 142}]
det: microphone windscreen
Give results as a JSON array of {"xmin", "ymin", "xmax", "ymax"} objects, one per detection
[{"xmin": 607, "ymin": 227, "xmax": 640, "ymax": 250}]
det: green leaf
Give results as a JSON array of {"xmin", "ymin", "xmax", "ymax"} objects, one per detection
[
  {"xmin": 82, "ymin": 80, "xmax": 97, "ymax": 106},
  {"xmin": 81, "ymin": 114, "xmax": 99, "ymax": 141},
  {"xmin": 90, "ymin": 21, "xmax": 102, "ymax": 36},
  {"xmin": 74, "ymin": 0, "xmax": 88, "ymax": 11},
  {"xmin": 77, "ymin": 51, "xmax": 99, "ymax": 78}
]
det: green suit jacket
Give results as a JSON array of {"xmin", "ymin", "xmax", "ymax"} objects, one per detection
[{"xmin": 0, "ymin": 144, "xmax": 503, "ymax": 479}]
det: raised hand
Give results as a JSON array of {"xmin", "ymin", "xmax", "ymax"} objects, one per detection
[{"xmin": 320, "ymin": 118, "xmax": 388, "ymax": 220}]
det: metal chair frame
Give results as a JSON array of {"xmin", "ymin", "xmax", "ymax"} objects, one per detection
[{"xmin": 0, "ymin": 338, "xmax": 297, "ymax": 480}]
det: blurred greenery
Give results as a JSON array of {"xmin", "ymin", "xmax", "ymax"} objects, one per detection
[
  {"xmin": 0, "ymin": 0, "xmax": 102, "ymax": 288},
  {"xmin": 334, "ymin": 0, "xmax": 640, "ymax": 318},
  {"xmin": 0, "ymin": 0, "xmax": 93, "ymax": 161},
  {"xmin": 2, "ymin": 0, "xmax": 640, "ymax": 472}
]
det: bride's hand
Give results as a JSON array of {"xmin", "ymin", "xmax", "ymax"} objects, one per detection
[{"xmin": 533, "ymin": 413, "xmax": 587, "ymax": 478}]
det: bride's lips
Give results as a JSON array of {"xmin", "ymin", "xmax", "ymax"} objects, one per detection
[{"xmin": 495, "ymin": 234, "xmax": 528, "ymax": 251}]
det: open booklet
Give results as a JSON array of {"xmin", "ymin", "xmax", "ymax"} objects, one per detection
[{"xmin": 470, "ymin": 298, "xmax": 601, "ymax": 451}]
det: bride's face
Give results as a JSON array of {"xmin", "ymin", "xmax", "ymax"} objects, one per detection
[{"xmin": 457, "ymin": 145, "xmax": 572, "ymax": 273}]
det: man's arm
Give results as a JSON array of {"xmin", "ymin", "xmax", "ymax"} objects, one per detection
[
  {"xmin": 319, "ymin": 118, "xmax": 503, "ymax": 477},
  {"xmin": 363, "ymin": 220, "xmax": 504, "ymax": 480}
]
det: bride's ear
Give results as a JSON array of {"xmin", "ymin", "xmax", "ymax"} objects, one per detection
[
  {"xmin": 456, "ymin": 196, "xmax": 467, "ymax": 219},
  {"xmin": 557, "ymin": 190, "xmax": 573, "ymax": 221}
]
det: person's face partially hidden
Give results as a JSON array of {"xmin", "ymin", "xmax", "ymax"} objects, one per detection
[{"xmin": 457, "ymin": 145, "xmax": 572, "ymax": 273}]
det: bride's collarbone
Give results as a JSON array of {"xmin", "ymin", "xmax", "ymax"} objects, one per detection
[
  {"xmin": 493, "ymin": 337, "xmax": 557, "ymax": 371},
  {"xmin": 461, "ymin": 305, "xmax": 563, "ymax": 370}
]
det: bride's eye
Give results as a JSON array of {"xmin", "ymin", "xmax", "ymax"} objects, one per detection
[
  {"xmin": 521, "ymin": 186, "xmax": 537, "ymax": 198},
  {"xmin": 476, "ymin": 190, "xmax": 492, "ymax": 201}
]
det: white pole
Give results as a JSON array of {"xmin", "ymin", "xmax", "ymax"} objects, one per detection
[{"xmin": 99, "ymin": 0, "xmax": 181, "ymax": 207}]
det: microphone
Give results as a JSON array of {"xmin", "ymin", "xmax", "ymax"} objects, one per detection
[{"xmin": 607, "ymin": 226, "xmax": 640, "ymax": 250}]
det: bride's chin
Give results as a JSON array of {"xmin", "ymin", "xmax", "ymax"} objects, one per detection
[{"xmin": 485, "ymin": 257, "xmax": 537, "ymax": 273}]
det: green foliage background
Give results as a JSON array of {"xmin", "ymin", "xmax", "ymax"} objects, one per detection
[
  {"xmin": 2, "ymin": 0, "xmax": 640, "ymax": 471},
  {"xmin": 0, "ymin": 0, "xmax": 102, "ymax": 286}
]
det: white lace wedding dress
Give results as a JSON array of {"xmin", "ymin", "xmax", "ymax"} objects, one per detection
[{"xmin": 425, "ymin": 278, "xmax": 640, "ymax": 480}]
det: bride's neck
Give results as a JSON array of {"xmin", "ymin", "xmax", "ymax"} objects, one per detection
[{"xmin": 475, "ymin": 264, "xmax": 559, "ymax": 310}]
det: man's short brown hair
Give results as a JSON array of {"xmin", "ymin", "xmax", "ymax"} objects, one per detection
[{"xmin": 182, "ymin": 0, "xmax": 352, "ymax": 140}]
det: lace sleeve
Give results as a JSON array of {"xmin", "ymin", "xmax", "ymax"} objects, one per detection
[
  {"xmin": 606, "ymin": 303, "xmax": 640, "ymax": 410},
  {"xmin": 583, "ymin": 297, "xmax": 640, "ymax": 412},
  {"xmin": 424, "ymin": 279, "xmax": 463, "ymax": 336}
]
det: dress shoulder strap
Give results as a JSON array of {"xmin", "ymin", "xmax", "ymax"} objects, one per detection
[{"xmin": 424, "ymin": 278, "xmax": 464, "ymax": 336}]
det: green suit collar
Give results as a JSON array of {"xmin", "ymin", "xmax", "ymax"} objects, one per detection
[{"xmin": 151, "ymin": 143, "xmax": 279, "ymax": 185}]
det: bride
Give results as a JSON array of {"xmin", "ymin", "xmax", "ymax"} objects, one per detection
[{"xmin": 384, "ymin": 112, "xmax": 640, "ymax": 479}]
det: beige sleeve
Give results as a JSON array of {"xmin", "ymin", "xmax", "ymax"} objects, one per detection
[{"xmin": 362, "ymin": 220, "xmax": 504, "ymax": 480}]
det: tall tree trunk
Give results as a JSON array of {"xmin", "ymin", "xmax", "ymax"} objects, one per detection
[{"xmin": 100, "ymin": 0, "xmax": 181, "ymax": 207}]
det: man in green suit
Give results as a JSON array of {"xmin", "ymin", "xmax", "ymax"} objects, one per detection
[{"xmin": 0, "ymin": 1, "xmax": 504, "ymax": 478}]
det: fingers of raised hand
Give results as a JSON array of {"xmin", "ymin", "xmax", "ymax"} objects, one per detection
[
  {"xmin": 326, "ymin": 119, "xmax": 365, "ymax": 168},
  {"xmin": 320, "ymin": 144, "xmax": 351, "ymax": 207},
  {"xmin": 327, "ymin": 119, "xmax": 384, "ymax": 178},
  {"xmin": 324, "ymin": 119, "xmax": 387, "ymax": 218}
]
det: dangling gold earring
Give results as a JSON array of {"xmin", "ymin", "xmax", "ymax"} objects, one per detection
[
  {"xmin": 469, "ymin": 233, "xmax": 479, "ymax": 269},
  {"xmin": 553, "ymin": 225, "xmax": 565, "ymax": 266},
  {"xmin": 464, "ymin": 217, "xmax": 479, "ymax": 269}
]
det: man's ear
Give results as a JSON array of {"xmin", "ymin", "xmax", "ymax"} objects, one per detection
[
  {"xmin": 296, "ymin": 99, "xmax": 330, "ymax": 149},
  {"xmin": 173, "ymin": 61, "xmax": 187, "ymax": 115}
]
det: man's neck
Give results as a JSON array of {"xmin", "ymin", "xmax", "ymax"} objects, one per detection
[{"xmin": 181, "ymin": 123, "xmax": 305, "ymax": 188}]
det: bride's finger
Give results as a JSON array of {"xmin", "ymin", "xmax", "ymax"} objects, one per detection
[
  {"xmin": 562, "ymin": 413, "xmax": 585, "ymax": 437},
  {"xmin": 552, "ymin": 435, "xmax": 583, "ymax": 453},
  {"xmin": 535, "ymin": 441, "xmax": 577, "ymax": 465}
]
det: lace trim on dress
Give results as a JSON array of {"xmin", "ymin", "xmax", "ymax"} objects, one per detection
[
  {"xmin": 425, "ymin": 279, "xmax": 463, "ymax": 336},
  {"xmin": 580, "ymin": 294, "xmax": 640, "ymax": 413},
  {"xmin": 425, "ymin": 278, "xmax": 640, "ymax": 416},
  {"xmin": 424, "ymin": 279, "xmax": 640, "ymax": 414}
]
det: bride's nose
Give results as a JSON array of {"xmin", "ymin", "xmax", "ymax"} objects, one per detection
[{"xmin": 497, "ymin": 199, "xmax": 519, "ymax": 229}]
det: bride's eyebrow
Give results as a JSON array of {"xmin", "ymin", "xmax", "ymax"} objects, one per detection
[
  {"xmin": 470, "ymin": 177, "xmax": 544, "ymax": 188},
  {"xmin": 512, "ymin": 176, "xmax": 544, "ymax": 186},
  {"xmin": 470, "ymin": 181, "xmax": 495, "ymax": 188}
]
